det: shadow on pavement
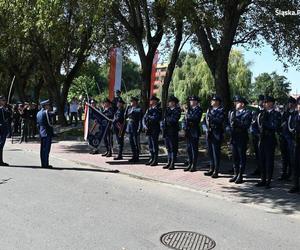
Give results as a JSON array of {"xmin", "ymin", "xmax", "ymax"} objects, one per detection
[
  {"xmin": 5, "ymin": 165, "xmax": 119, "ymax": 174},
  {"xmin": 221, "ymin": 182, "xmax": 300, "ymax": 215}
]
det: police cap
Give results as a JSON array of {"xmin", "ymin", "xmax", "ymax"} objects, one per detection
[
  {"xmin": 288, "ymin": 96, "xmax": 297, "ymax": 104},
  {"xmin": 150, "ymin": 95, "xmax": 160, "ymax": 102},
  {"xmin": 189, "ymin": 95, "xmax": 200, "ymax": 102},
  {"xmin": 264, "ymin": 95, "xmax": 275, "ymax": 103},
  {"xmin": 211, "ymin": 94, "xmax": 222, "ymax": 102},
  {"xmin": 168, "ymin": 95, "xmax": 179, "ymax": 104}
]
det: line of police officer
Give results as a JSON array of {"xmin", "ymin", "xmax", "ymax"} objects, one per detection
[{"xmin": 100, "ymin": 92, "xmax": 300, "ymax": 193}]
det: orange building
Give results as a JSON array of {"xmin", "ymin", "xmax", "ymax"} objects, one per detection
[{"xmin": 153, "ymin": 63, "xmax": 168, "ymax": 94}]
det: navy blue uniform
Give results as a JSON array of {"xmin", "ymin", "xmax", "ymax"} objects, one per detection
[
  {"xmin": 126, "ymin": 106, "xmax": 143, "ymax": 161},
  {"xmin": 258, "ymin": 109, "xmax": 281, "ymax": 185},
  {"xmin": 279, "ymin": 109, "xmax": 296, "ymax": 179},
  {"xmin": 228, "ymin": 109, "xmax": 252, "ymax": 178},
  {"xmin": 162, "ymin": 106, "xmax": 181, "ymax": 166},
  {"xmin": 250, "ymin": 107, "xmax": 264, "ymax": 174},
  {"xmin": 37, "ymin": 108, "xmax": 54, "ymax": 167},
  {"xmin": 0, "ymin": 106, "xmax": 10, "ymax": 165},
  {"xmin": 288, "ymin": 111, "xmax": 300, "ymax": 191},
  {"xmin": 183, "ymin": 106, "xmax": 203, "ymax": 169},
  {"xmin": 113, "ymin": 107, "xmax": 126, "ymax": 158},
  {"xmin": 101, "ymin": 107, "xmax": 114, "ymax": 156},
  {"xmin": 204, "ymin": 106, "xmax": 225, "ymax": 175},
  {"xmin": 143, "ymin": 105, "xmax": 162, "ymax": 164}
]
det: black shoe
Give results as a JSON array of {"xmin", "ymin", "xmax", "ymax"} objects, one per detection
[
  {"xmin": 102, "ymin": 152, "xmax": 108, "ymax": 157},
  {"xmin": 146, "ymin": 156, "xmax": 153, "ymax": 165},
  {"xmin": 114, "ymin": 156, "xmax": 123, "ymax": 160},
  {"xmin": 211, "ymin": 172, "xmax": 219, "ymax": 178},
  {"xmin": 184, "ymin": 163, "xmax": 192, "ymax": 172},
  {"xmin": 163, "ymin": 159, "xmax": 171, "ymax": 169},
  {"xmin": 90, "ymin": 150, "xmax": 99, "ymax": 155},
  {"xmin": 189, "ymin": 164, "xmax": 197, "ymax": 172},
  {"xmin": 128, "ymin": 158, "xmax": 139, "ymax": 163},
  {"xmin": 204, "ymin": 170, "xmax": 214, "ymax": 176},
  {"xmin": 0, "ymin": 162, "xmax": 9, "ymax": 166},
  {"xmin": 278, "ymin": 174, "xmax": 288, "ymax": 181},
  {"xmin": 229, "ymin": 175, "xmax": 238, "ymax": 183},
  {"xmin": 150, "ymin": 156, "xmax": 158, "ymax": 166},
  {"xmin": 255, "ymin": 181, "xmax": 266, "ymax": 187},
  {"xmin": 288, "ymin": 187, "xmax": 300, "ymax": 193},
  {"xmin": 235, "ymin": 174, "xmax": 243, "ymax": 184},
  {"xmin": 106, "ymin": 152, "xmax": 112, "ymax": 157},
  {"xmin": 251, "ymin": 169, "xmax": 260, "ymax": 176}
]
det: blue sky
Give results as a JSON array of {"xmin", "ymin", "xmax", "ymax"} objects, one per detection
[{"xmin": 239, "ymin": 45, "xmax": 299, "ymax": 94}]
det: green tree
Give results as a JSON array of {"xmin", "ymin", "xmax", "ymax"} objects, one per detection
[
  {"xmin": 184, "ymin": 0, "xmax": 300, "ymax": 110},
  {"xmin": 252, "ymin": 72, "xmax": 291, "ymax": 104},
  {"xmin": 172, "ymin": 50, "xmax": 252, "ymax": 109}
]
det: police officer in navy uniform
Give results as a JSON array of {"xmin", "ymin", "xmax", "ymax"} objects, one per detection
[
  {"xmin": 250, "ymin": 95, "xmax": 265, "ymax": 176},
  {"xmin": 278, "ymin": 96, "xmax": 297, "ymax": 181},
  {"xmin": 0, "ymin": 96, "xmax": 11, "ymax": 166},
  {"xmin": 162, "ymin": 96, "xmax": 181, "ymax": 170},
  {"xmin": 288, "ymin": 97, "xmax": 300, "ymax": 193},
  {"xmin": 183, "ymin": 95, "xmax": 203, "ymax": 172},
  {"xmin": 101, "ymin": 98, "xmax": 114, "ymax": 157},
  {"xmin": 113, "ymin": 99, "xmax": 126, "ymax": 160},
  {"xmin": 203, "ymin": 95, "xmax": 225, "ymax": 178},
  {"xmin": 256, "ymin": 96, "xmax": 281, "ymax": 188},
  {"xmin": 143, "ymin": 96, "xmax": 162, "ymax": 166},
  {"xmin": 227, "ymin": 96, "xmax": 252, "ymax": 184},
  {"xmin": 126, "ymin": 97, "xmax": 143, "ymax": 162},
  {"xmin": 36, "ymin": 100, "xmax": 55, "ymax": 168}
]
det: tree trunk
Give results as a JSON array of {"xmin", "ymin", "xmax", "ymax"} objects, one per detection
[
  {"xmin": 212, "ymin": 56, "xmax": 231, "ymax": 111},
  {"xmin": 161, "ymin": 21, "xmax": 183, "ymax": 115},
  {"xmin": 140, "ymin": 59, "xmax": 153, "ymax": 111}
]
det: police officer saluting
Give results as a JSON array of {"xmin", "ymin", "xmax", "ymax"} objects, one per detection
[
  {"xmin": 143, "ymin": 96, "xmax": 162, "ymax": 166},
  {"xmin": 288, "ymin": 96, "xmax": 300, "ymax": 193},
  {"xmin": 183, "ymin": 95, "xmax": 203, "ymax": 172},
  {"xmin": 256, "ymin": 96, "xmax": 281, "ymax": 188},
  {"xmin": 227, "ymin": 96, "xmax": 252, "ymax": 183},
  {"xmin": 278, "ymin": 96, "xmax": 297, "ymax": 181},
  {"xmin": 126, "ymin": 97, "xmax": 143, "ymax": 163},
  {"xmin": 36, "ymin": 100, "xmax": 55, "ymax": 168},
  {"xmin": 162, "ymin": 95, "xmax": 181, "ymax": 170},
  {"xmin": 0, "ymin": 96, "xmax": 11, "ymax": 166},
  {"xmin": 113, "ymin": 99, "xmax": 126, "ymax": 160},
  {"xmin": 203, "ymin": 95, "xmax": 225, "ymax": 178}
]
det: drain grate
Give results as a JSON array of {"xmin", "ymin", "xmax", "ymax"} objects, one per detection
[{"xmin": 160, "ymin": 231, "xmax": 216, "ymax": 250}]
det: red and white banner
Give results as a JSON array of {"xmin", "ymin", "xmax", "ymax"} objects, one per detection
[
  {"xmin": 150, "ymin": 50, "xmax": 159, "ymax": 96},
  {"xmin": 108, "ymin": 48, "xmax": 123, "ymax": 100}
]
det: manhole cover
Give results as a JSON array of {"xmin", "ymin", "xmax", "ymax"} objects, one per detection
[{"xmin": 160, "ymin": 231, "xmax": 216, "ymax": 250}]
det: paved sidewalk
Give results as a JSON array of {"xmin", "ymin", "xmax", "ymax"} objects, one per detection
[{"xmin": 5, "ymin": 139, "xmax": 300, "ymax": 217}]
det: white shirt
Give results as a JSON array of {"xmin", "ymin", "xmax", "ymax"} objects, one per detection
[{"xmin": 70, "ymin": 101, "xmax": 78, "ymax": 113}]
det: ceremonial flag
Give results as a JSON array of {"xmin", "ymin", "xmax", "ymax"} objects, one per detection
[
  {"xmin": 108, "ymin": 48, "xmax": 123, "ymax": 100},
  {"xmin": 84, "ymin": 104, "xmax": 110, "ymax": 149},
  {"xmin": 150, "ymin": 50, "xmax": 159, "ymax": 96}
]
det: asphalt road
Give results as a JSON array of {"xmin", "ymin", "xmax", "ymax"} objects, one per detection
[{"xmin": 0, "ymin": 148, "xmax": 299, "ymax": 250}]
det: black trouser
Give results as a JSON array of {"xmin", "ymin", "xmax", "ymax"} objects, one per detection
[
  {"xmin": 231, "ymin": 140, "xmax": 248, "ymax": 174},
  {"xmin": 207, "ymin": 138, "xmax": 222, "ymax": 173},
  {"xmin": 259, "ymin": 134, "xmax": 276, "ymax": 183},
  {"xmin": 292, "ymin": 141, "xmax": 300, "ymax": 188},
  {"xmin": 252, "ymin": 134, "xmax": 260, "ymax": 170},
  {"xmin": 148, "ymin": 131, "xmax": 160, "ymax": 158},
  {"xmin": 280, "ymin": 136, "xmax": 295, "ymax": 177},
  {"xmin": 187, "ymin": 136, "xmax": 199, "ymax": 165},
  {"xmin": 114, "ymin": 128, "xmax": 124, "ymax": 156},
  {"xmin": 20, "ymin": 119, "xmax": 28, "ymax": 142},
  {"xmin": 70, "ymin": 112, "xmax": 78, "ymax": 126},
  {"xmin": 165, "ymin": 132, "xmax": 178, "ymax": 161},
  {"xmin": 104, "ymin": 128, "xmax": 113, "ymax": 153},
  {"xmin": 129, "ymin": 133, "xmax": 139, "ymax": 159}
]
